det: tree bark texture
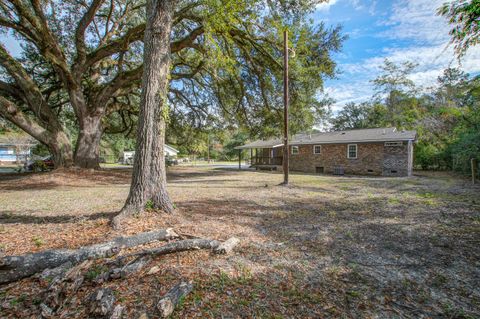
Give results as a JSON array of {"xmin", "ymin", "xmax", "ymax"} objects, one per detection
[
  {"xmin": 113, "ymin": 0, "xmax": 176, "ymax": 228},
  {"xmin": 0, "ymin": 228, "xmax": 178, "ymax": 284},
  {"xmin": 74, "ymin": 114, "xmax": 103, "ymax": 169}
]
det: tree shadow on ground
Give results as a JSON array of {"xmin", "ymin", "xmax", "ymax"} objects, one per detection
[
  {"xmin": 0, "ymin": 210, "xmax": 117, "ymax": 224},
  {"xmin": 177, "ymin": 193, "xmax": 480, "ymax": 318},
  {"xmin": 0, "ymin": 169, "xmax": 131, "ymax": 191}
]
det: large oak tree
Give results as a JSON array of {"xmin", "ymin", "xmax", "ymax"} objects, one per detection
[
  {"xmin": 0, "ymin": 0, "xmax": 340, "ymax": 169},
  {"xmin": 112, "ymin": 0, "xmax": 340, "ymax": 227}
]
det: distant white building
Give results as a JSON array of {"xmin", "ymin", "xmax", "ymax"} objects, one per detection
[
  {"xmin": 0, "ymin": 134, "xmax": 36, "ymax": 164},
  {"xmin": 122, "ymin": 145, "xmax": 179, "ymax": 165}
]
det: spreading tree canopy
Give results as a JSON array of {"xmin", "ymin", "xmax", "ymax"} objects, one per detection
[{"xmin": 0, "ymin": 0, "xmax": 343, "ymax": 168}]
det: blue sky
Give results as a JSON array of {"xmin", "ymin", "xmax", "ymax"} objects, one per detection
[
  {"xmin": 2, "ymin": 0, "xmax": 479, "ymax": 114},
  {"xmin": 312, "ymin": 0, "xmax": 480, "ymax": 111}
]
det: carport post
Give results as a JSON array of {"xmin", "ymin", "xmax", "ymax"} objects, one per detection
[{"xmin": 238, "ymin": 149, "xmax": 242, "ymax": 170}]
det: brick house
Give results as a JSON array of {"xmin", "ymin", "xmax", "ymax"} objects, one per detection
[{"xmin": 235, "ymin": 127, "xmax": 417, "ymax": 177}]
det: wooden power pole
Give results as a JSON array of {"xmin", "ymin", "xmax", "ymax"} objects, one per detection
[{"xmin": 282, "ymin": 29, "xmax": 289, "ymax": 185}]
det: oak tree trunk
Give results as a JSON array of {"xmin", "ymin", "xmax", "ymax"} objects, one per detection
[
  {"xmin": 112, "ymin": 0, "xmax": 176, "ymax": 229},
  {"xmin": 50, "ymin": 130, "xmax": 74, "ymax": 168},
  {"xmin": 74, "ymin": 114, "xmax": 103, "ymax": 169}
]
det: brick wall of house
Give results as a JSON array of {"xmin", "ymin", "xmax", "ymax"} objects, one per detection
[{"xmin": 287, "ymin": 142, "xmax": 411, "ymax": 176}]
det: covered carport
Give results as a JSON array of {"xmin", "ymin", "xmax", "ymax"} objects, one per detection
[{"xmin": 234, "ymin": 139, "xmax": 284, "ymax": 170}]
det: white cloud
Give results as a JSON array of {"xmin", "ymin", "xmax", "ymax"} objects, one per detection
[
  {"xmin": 368, "ymin": 0, "xmax": 377, "ymax": 16},
  {"xmin": 328, "ymin": 0, "xmax": 480, "ymax": 111},
  {"xmin": 316, "ymin": 0, "xmax": 339, "ymax": 12},
  {"xmin": 378, "ymin": 0, "xmax": 452, "ymax": 44},
  {"xmin": 315, "ymin": 0, "xmax": 376, "ymax": 14},
  {"xmin": 325, "ymin": 83, "xmax": 374, "ymax": 112}
]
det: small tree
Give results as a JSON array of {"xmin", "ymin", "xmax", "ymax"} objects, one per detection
[{"xmin": 372, "ymin": 59, "xmax": 419, "ymax": 128}]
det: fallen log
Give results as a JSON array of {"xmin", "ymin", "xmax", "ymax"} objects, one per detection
[
  {"xmin": 129, "ymin": 237, "xmax": 240, "ymax": 259},
  {"xmin": 44, "ymin": 260, "xmax": 94, "ymax": 309},
  {"xmin": 101, "ymin": 256, "xmax": 151, "ymax": 282},
  {"xmin": 214, "ymin": 237, "xmax": 240, "ymax": 255},
  {"xmin": 0, "ymin": 228, "xmax": 178, "ymax": 284},
  {"xmin": 157, "ymin": 281, "xmax": 193, "ymax": 318}
]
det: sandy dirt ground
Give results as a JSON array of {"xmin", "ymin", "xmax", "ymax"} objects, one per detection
[{"xmin": 0, "ymin": 167, "xmax": 479, "ymax": 318}]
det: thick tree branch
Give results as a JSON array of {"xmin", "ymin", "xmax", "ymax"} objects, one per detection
[
  {"xmin": 84, "ymin": 23, "xmax": 145, "ymax": 70},
  {"xmin": 171, "ymin": 60, "xmax": 204, "ymax": 79},
  {"xmin": 94, "ymin": 65, "xmax": 143, "ymax": 107},
  {"xmin": 75, "ymin": 0, "xmax": 105, "ymax": 68},
  {"xmin": 0, "ymin": 96, "xmax": 50, "ymax": 145},
  {"xmin": 0, "ymin": 44, "xmax": 55, "ymax": 124},
  {"xmin": 0, "ymin": 80, "xmax": 24, "ymax": 102},
  {"xmin": 171, "ymin": 26, "xmax": 204, "ymax": 53},
  {"xmin": 85, "ymin": 23, "xmax": 205, "ymax": 72}
]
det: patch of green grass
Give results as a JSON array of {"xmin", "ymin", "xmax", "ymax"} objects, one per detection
[
  {"xmin": 471, "ymin": 216, "xmax": 480, "ymax": 224},
  {"xmin": 423, "ymin": 198, "xmax": 438, "ymax": 206},
  {"xmin": 402, "ymin": 278, "xmax": 414, "ymax": 288},
  {"xmin": 145, "ymin": 200, "xmax": 154, "ymax": 210},
  {"xmin": 441, "ymin": 302, "xmax": 476, "ymax": 319},
  {"xmin": 345, "ymin": 231, "xmax": 354, "ymax": 240},
  {"xmin": 32, "ymin": 298, "xmax": 42, "ymax": 305},
  {"xmin": 432, "ymin": 273, "xmax": 448, "ymax": 287},
  {"xmin": 417, "ymin": 192, "xmax": 436, "ymax": 199},
  {"xmin": 9, "ymin": 294, "xmax": 27, "ymax": 307},
  {"xmin": 85, "ymin": 265, "xmax": 109, "ymax": 281},
  {"xmin": 176, "ymin": 295, "xmax": 186, "ymax": 310},
  {"xmin": 327, "ymin": 211, "xmax": 337, "ymax": 218},
  {"xmin": 31, "ymin": 236, "xmax": 44, "ymax": 248},
  {"xmin": 346, "ymin": 290, "xmax": 360, "ymax": 298},
  {"xmin": 388, "ymin": 197, "xmax": 400, "ymax": 205}
]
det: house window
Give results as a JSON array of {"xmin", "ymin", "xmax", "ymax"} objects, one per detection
[
  {"xmin": 313, "ymin": 145, "xmax": 321, "ymax": 154},
  {"xmin": 347, "ymin": 144, "xmax": 357, "ymax": 159},
  {"xmin": 291, "ymin": 146, "xmax": 299, "ymax": 155}
]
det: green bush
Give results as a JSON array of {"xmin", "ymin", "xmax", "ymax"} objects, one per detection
[{"xmin": 32, "ymin": 160, "xmax": 48, "ymax": 172}]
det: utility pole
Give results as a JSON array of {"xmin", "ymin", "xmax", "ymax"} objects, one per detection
[
  {"xmin": 207, "ymin": 134, "xmax": 210, "ymax": 163},
  {"xmin": 282, "ymin": 29, "xmax": 289, "ymax": 185}
]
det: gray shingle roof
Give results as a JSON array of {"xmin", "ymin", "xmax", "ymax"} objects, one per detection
[{"xmin": 235, "ymin": 127, "xmax": 416, "ymax": 149}]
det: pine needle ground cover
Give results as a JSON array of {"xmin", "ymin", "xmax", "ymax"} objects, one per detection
[{"xmin": 0, "ymin": 167, "xmax": 479, "ymax": 318}]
